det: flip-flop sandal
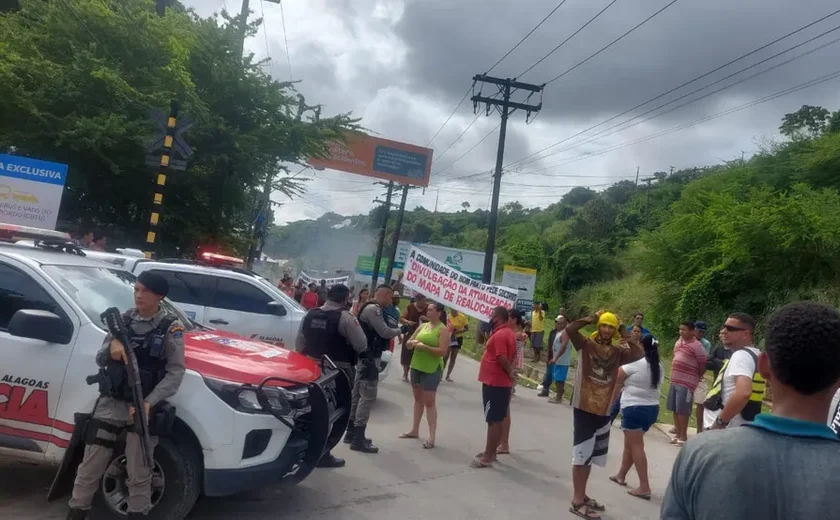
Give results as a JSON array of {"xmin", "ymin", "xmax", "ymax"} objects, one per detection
[
  {"xmin": 583, "ymin": 497, "xmax": 606, "ymax": 511},
  {"xmin": 609, "ymin": 475, "xmax": 627, "ymax": 486},
  {"xmin": 495, "ymin": 449, "xmax": 510, "ymax": 455},
  {"xmin": 422, "ymin": 441, "xmax": 435, "ymax": 449},
  {"xmin": 475, "ymin": 452, "xmax": 497, "ymax": 461},
  {"xmin": 628, "ymin": 490, "xmax": 652, "ymax": 500},
  {"xmin": 569, "ymin": 503, "xmax": 600, "ymax": 519},
  {"xmin": 673, "ymin": 440, "xmax": 685, "ymax": 447},
  {"xmin": 445, "ymin": 377, "xmax": 454, "ymax": 382},
  {"xmin": 469, "ymin": 458, "xmax": 492, "ymax": 468},
  {"xmin": 399, "ymin": 433, "xmax": 419, "ymax": 439}
]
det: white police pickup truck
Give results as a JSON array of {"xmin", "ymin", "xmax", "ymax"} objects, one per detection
[
  {"xmin": 131, "ymin": 259, "xmax": 395, "ymax": 382},
  {"xmin": 0, "ymin": 224, "xmax": 350, "ymax": 519}
]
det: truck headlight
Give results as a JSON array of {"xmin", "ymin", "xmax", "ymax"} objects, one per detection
[{"xmin": 203, "ymin": 377, "xmax": 306, "ymax": 417}]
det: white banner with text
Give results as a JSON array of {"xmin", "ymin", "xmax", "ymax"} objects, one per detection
[
  {"xmin": 297, "ymin": 271, "xmax": 350, "ymax": 287},
  {"xmin": 401, "ymin": 246, "xmax": 516, "ymax": 322}
]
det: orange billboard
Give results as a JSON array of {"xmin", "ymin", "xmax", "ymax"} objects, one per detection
[{"xmin": 307, "ymin": 133, "xmax": 434, "ymax": 187}]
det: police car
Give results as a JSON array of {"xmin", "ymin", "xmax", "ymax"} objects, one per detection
[
  {"xmin": 131, "ymin": 258, "xmax": 394, "ymax": 382},
  {"xmin": 0, "ymin": 224, "xmax": 350, "ymax": 520}
]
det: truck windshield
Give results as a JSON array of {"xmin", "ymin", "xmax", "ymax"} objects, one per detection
[{"xmin": 42, "ymin": 264, "xmax": 194, "ymax": 330}]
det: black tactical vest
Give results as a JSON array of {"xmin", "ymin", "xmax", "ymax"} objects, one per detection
[
  {"xmin": 358, "ymin": 302, "xmax": 390, "ymax": 358},
  {"xmin": 301, "ymin": 308, "xmax": 356, "ymax": 364},
  {"xmin": 107, "ymin": 312, "xmax": 174, "ymax": 401}
]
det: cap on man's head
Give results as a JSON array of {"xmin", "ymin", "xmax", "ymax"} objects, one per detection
[
  {"xmin": 137, "ymin": 271, "xmax": 169, "ymax": 297},
  {"xmin": 695, "ymin": 320, "xmax": 707, "ymax": 331},
  {"xmin": 555, "ymin": 315, "xmax": 566, "ymax": 322}
]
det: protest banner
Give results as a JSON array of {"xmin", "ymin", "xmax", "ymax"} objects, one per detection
[
  {"xmin": 401, "ymin": 246, "xmax": 517, "ymax": 322},
  {"xmin": 297, "ymin": 271, "xmax": 350, "ymax": 287}
]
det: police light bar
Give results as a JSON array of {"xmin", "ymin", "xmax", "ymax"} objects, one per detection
[
  {"xmin": 200, "ymin": 251, "xmax": 244, "ymax": 266},
  {"xmin": 0, "ymin": 223, "xmax": 71, "ymax": 243}
]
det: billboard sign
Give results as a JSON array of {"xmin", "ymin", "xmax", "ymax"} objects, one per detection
[
  {"xmin": 392, "ymin": 241, "xmax": 496, "ymax": 282},
  {"xmin": 501, "ymin": 265, "xmax": 537, "ymax": 314},
  {"xmin": 307, "ymin": 133, "xmax": 433, "ymax": 187},
  {"xmin": 0, "ymin": 154, "xmax": 68, "ymax": 230},
  {"xmin": 353, "ymin": 255, "xmax": 391, "ymax": 284}
]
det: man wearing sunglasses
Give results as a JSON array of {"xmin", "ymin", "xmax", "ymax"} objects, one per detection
[{"xmin": 702, "ymin": 313, "xmax": 761, "ymax": 430}]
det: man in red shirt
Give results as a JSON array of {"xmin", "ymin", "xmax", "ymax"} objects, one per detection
[{"xmin": 471, "ymin": 306, "xmax": 517, "ymax": 468}]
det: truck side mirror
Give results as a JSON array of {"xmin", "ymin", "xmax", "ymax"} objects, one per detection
[
  {"xmin": 266, "ymin": 301, "xmax": 287, "ymax": 317},
  {"xmin": 8, "ymin": 309, "xmax": 73, "ymax": 344}
]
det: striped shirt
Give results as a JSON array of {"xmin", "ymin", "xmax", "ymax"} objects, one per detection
[{"xmin": 670, "ymin": 338, "xmax": 707, "ymax": 392}]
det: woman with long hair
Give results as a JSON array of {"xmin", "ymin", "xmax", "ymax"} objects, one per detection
[
  {"xmin": 399, "ymin": 302, "xmax": 450, "ymax": 449},
  {"xmin": 497, "ymin": 309, "xmax": 526, "ymax": 455},
  {"xmin": 351, "ymin": 287, "xmax": 370, "ymax": 316},
  {"xmin": 608, "ymin": 333, "xmax": 663, "ymax": 500}
]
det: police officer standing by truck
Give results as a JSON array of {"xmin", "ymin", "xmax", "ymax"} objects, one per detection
[
  {"xmin": 295, "ymin": 283, "xmax": 367, "ymax": 468},
  {"xmin": 67, "ymin": 271, "xmax": 186, "ymax": 520},
  {"xmin": 344, "ymin": 284, "xmax": 403, "ymax": 454}
]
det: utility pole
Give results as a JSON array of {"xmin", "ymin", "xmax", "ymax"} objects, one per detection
[
  {"xmin": 371, "ymin": 182, "xmax": 396, "ymax": 291},
  {"xmin": 434, "ymin": 189, "xmax": 439, "ymax": 213},
  {"xmin": 641, "ymin": 175, "xmax": 657, "ymax": 228},
  {"xmin": 384, "ymin": 184, "xmax": 412, "ymax": 285},
  {"xmin": 236, "ymin": 0, "xmax": 282, "ymax": 58},
  {"xmin": 634, "ymin": 165, "xmax": 640, "ymax": 186},
  {"xmin": 472, "ymin": 74, "xmax": 543, "ymax": 283}
]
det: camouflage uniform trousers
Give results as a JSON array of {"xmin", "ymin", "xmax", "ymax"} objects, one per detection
[
  {"xmin": 68, "ymin": 417, "xmax": 157, "ymax": 514},
  {"xmin": 349, "ymin": 357, "xmax": 380, "ymax": 428}
]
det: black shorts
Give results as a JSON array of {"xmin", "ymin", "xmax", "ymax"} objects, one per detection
[
  {"xmin": 482, "ymin": 384, "xmax": 511, "ymax": 424},
  {"xmin": 450, "ymin": 336, "xmax": 464, "ymax": 349}
]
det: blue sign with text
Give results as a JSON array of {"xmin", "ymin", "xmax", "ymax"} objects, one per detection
[{"xmin": 372, "ymin": 145, "xmax": 429, "ymax": 180}]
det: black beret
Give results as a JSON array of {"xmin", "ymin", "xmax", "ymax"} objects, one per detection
[{"xmin": 137, "ymin": 271, "xmax": 169, "ymax": 297}]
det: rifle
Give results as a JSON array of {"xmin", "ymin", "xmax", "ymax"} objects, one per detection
[{"xmin": 100, "ymin": 307, "xmax": 155, "ymax": 469}]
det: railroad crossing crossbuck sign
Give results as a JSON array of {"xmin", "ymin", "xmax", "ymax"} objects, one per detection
[{"xmin": 145, "ymin": 108, "xmax": 194, "ymax": 171}]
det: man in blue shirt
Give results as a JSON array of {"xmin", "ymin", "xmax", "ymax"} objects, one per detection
[
  {"xmin": 662, "ymin": 301, "xmax": 840, "ymax": 520},
  {"xmin": 627, "ymin": 312, "xmax": 652, "ymax": 336}
]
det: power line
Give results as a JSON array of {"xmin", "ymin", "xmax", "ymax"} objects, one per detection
[
  {"xmin": 487, "ymin": 0, "xmax": 570, "ymax": 74},
  {"xmin": 518, "ymin": 0, "xmax": 620, "ymax": 78},
  {"xmin": 258, "ymin": 0, "xmax": 272, "ymax": 69},
  {"xmin": 537, "ymin": 68, "xmax": 840, "ymax": 169},
  {"xmin": 277, "ymin": 0, "xmax": 294, "ymax": 81},
  {"xmin": 544, "ymin": 0, "xmax": 682, "ymax": 85},
  {"xmin": 432, "ymin": 113, "xmax": 482, "ymax": 163},
  {"xmin": 425, "ymin": 0, "xmax": 572, "ymax": 148},
  {"xmin": 432, "ymin": 124, "xmax": 501, "ymax": 178},
  {"xmin": 517, "ymin": 30, "xmax": 840, "ymax": 172},
  {"xmin": 425, "ymin": 89, "xmax": 471, "ymax": 147},
  {"xmin": 505, "ymin": 8, "xmax": 840, "ymax": 170}
]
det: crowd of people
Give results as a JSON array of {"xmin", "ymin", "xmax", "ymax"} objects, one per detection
[{"xmin": 293, "ymin": 278, "xmax": 840, "ymax": 520}]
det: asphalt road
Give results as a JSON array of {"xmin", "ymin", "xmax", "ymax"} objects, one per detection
[{"xmin": 1, "ymin": 354, "xmax": 679, "ymax": 520}]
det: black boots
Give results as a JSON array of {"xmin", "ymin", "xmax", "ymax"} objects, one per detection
[
  {"xmin": 349, "ymin": 426, "xmax": 379, "ymax": 454},
  {"xmin": 66, "ymin": 509, "xmax": 88, "ymax": 520},
  {"xmin": 343, "ymin": 422, "xmax": 356, "ymax": 444},
  {"xmin": 317, "ymin": 451, "xmax": 346, "ymax": 468}
]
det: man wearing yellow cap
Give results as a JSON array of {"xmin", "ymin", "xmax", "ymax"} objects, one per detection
[{"xmin": 565, "ymin": 310, "xmax": 643, "ymax": 519}]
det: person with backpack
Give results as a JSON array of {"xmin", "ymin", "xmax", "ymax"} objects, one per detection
[{"xmin": 702, "ymin": 312, "xmax": 765, "ymax": 430}]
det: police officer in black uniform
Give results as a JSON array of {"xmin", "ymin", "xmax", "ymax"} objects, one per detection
[
  {"xmin": 344, "ymin": 284, "xmax": 403, "ymax": 453},
  {"xmin": 295, "ymin": 283, "xmax": 366, "ymax": 468},
  {"xmin": 67, "ymin": 271, "xmax": 185, "ymax": 519}
]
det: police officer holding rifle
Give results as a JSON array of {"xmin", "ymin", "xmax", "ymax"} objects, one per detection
[{"xmin": 67, "ymin": 272, "xmax": 185, "ymax": 520}]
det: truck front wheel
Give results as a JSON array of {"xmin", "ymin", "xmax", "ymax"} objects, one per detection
[{"xmin": 92, "ymin": 437, "xmax": 201, "ymax": 520}]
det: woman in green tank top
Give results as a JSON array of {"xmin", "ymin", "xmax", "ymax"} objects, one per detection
[{"xmin": 399, "ymin": 302, "xmax": 450, "ymax": 449}]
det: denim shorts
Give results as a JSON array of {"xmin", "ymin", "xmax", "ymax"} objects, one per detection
[{"xmin": 620, "ymin": 405, "xmax": 660, "ymax": 432}]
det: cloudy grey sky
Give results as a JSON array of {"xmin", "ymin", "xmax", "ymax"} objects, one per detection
[{"xmin": 186, "ymin": 0, "xmax": 840, "ymax": 224}]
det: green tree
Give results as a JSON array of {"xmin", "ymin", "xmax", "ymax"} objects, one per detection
[
  {"xmin": 0, "ymin": 0, "xmax": 355, "ymax": 254},
  {"xmin": 779, "ymin": 104, "xmax": 831, "ymax": 138}
]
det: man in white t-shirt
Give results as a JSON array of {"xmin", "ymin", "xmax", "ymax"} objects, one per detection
[{"xmin": 704, "ymin": 313, "xmax": 760, "ymax": 430}]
